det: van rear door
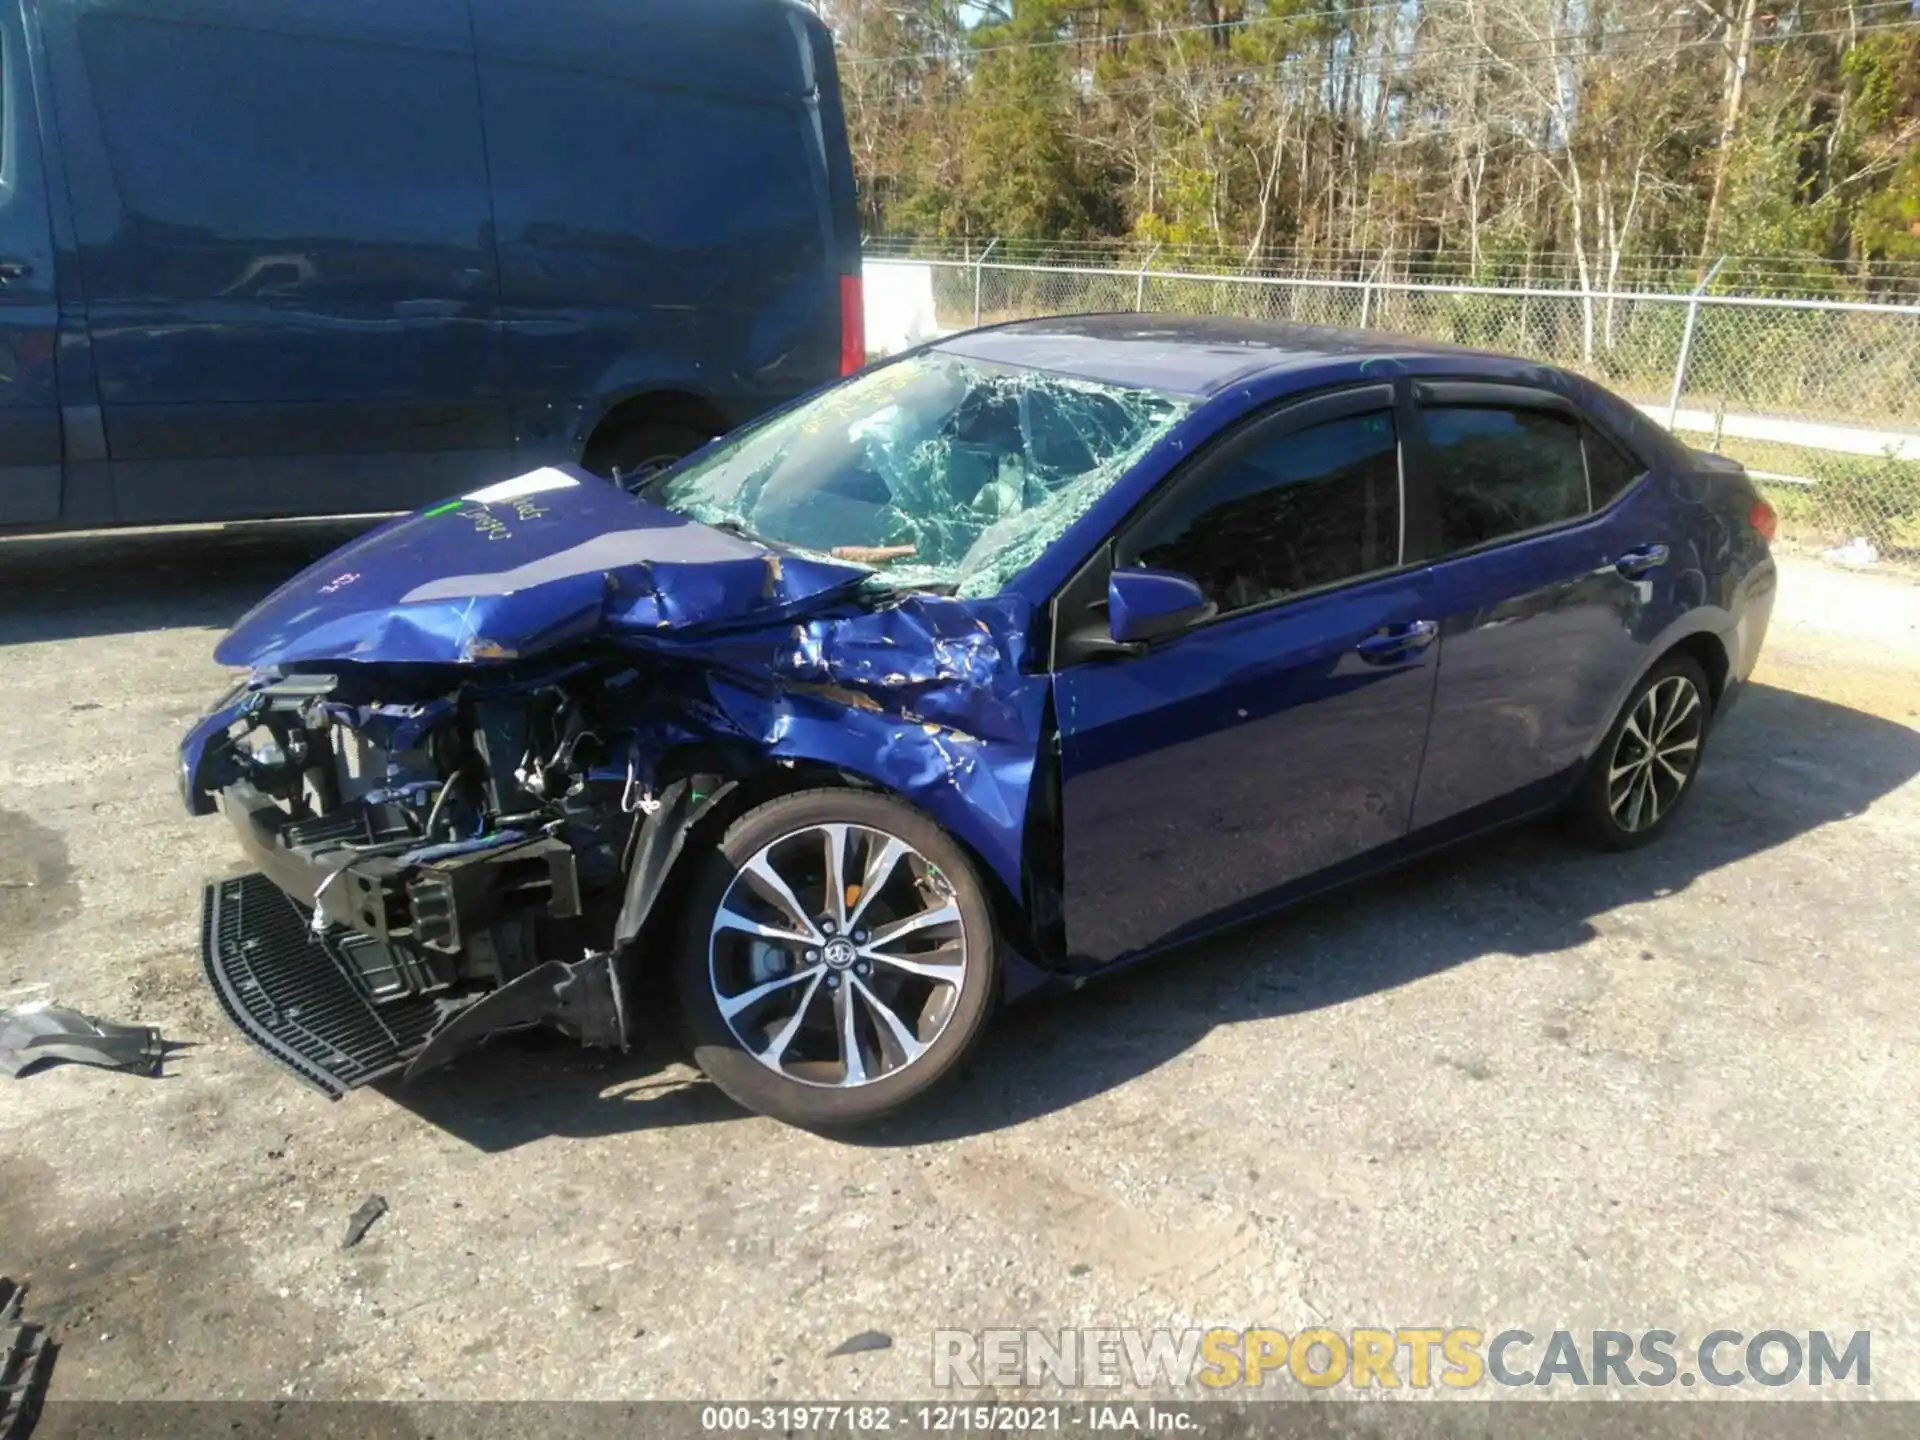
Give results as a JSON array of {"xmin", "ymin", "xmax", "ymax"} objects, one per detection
[
  {"xmin": 473, "ymin": 0, "xmax": 857, "ymax": 455},
  {"xmin": 0, "ymin": 0, "xmax": 60, "ymax": 526},
  {"xmin": 804, "ymin": 13, "xmax": 865, "ymax": 376},
  {"xmin": 42, "ymin": 0, "xmax": 514, "ymax": 524}
]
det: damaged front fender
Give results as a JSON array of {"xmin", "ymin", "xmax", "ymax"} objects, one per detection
[{"xmin": 184, "ymin": 462, "xmax": 1069, "ymax": 1099}]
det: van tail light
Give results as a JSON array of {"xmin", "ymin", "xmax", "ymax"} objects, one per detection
[
  {"xmin": 839, "ymin": 274, "xmax": 865, "ymax": 376},
  {"xmin": 1750, "ymin": 496, "xmax": 1779, "ymax": 544}
]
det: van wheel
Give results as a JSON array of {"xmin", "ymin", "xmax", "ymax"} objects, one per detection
[
  {"xmin": 1567, "ymin": 654, "xmax": 1713, "ymax": 850},
  {"xmin": 676, "ymin": 789, "xmax": 999, "ymax": 1129},
  {"xmin": 584, "ymin": 419, "xmax": 714, "ymax": 490}
]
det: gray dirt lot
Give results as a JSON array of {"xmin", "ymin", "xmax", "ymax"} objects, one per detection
[{"xmin": 2, "ymin": 524, "xmax": 1918, "ymax": 1403}]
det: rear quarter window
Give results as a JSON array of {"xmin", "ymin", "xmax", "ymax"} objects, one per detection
[{"xmin": 1585, "ymin": 427, "xmax": 1646, "ymax": 507}]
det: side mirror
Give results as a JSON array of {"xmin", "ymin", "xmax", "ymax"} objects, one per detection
[{"xmin": 1108, "ymin": 566, "xmax": 1210, "ymax": 645}]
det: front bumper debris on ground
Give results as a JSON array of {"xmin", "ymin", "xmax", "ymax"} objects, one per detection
[
  {"xmin": 0, "ymin": 1005, "xmax": 163, "ymax": 1081},
  {"xmin": 200, "ymin": 873, "xmax": 442, "ymax": 1098}
]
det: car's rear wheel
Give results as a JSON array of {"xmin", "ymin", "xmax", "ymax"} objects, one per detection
[
  {"xmin": 1567, "ymin": 654, "xmax": 1713, "ymax": 850},
  {"xmin": 675, "ymin": 789, "xmax": 999, "ymax": 1128}
]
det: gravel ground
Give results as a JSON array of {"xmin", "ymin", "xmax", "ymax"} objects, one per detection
[{"xmin": 2, "ymin": 524, "xmax": 1918, "ymax": 1404}]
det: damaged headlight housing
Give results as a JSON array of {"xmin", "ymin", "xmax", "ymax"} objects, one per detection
[{"xmin": 199, "ymin": 672, "xmax": 254, "ymax": 718}]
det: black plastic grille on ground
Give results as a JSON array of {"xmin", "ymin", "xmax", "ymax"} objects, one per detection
[
  {"xmin": 200, "ymin": 873, "xmax": 441, "ymax": 1098},
  {"xmin": 1, "ymin": 1276, "xmax": 54, "ymax": 1440}
]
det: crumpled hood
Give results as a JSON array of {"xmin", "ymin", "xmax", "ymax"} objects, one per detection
[{"xmin": 216, "ymin": 466, "xmax": 875, "ymax": 669}]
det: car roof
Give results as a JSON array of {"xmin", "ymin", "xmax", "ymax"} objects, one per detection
[{"xmin": 932, "ymin": 313, "xmax": 1524, "ymax": 398}]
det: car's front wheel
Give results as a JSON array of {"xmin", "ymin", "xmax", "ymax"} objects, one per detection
[
  {"xmin": 1567, "ymin": 653, "xmax": 1714, "ymax": 850},
  {"xmin": 675, "ymin": 789, "xmax": 999, "ymax": 1128}
]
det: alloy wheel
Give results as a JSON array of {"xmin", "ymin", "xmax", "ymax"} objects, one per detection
[
  {"xmin": 1607, "ymin": 674, "xmax": 1704, "ymax": 833},
  {"xmin": 707, "ymin": 823, "xmax": 969, "ymax": 1089}
]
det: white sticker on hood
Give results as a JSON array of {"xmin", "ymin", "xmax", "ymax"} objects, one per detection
[
  {"xmin": 400, "ymin": 526, "xmax": 765, "ymax": 604},
  {"xmin": 462, "ymin": 468, "xmax": 582, "ymax": 505}
]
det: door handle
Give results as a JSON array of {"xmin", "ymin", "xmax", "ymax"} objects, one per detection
[
  {"xmin": 1355, "ymin": 619, "xmax": 1438, "ymax": 663},
  {"xmin": 1613, "ymin": 544, "xmax": 1670, "ymax": 579},
  {"xmin": 0, "ymin": 260, "xmax": 31, "ymax": 284}
]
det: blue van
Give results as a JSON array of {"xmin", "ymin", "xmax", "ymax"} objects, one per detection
[{"xmin": 0, "ymin": 0, "xmax": 862, "ymax": 530}]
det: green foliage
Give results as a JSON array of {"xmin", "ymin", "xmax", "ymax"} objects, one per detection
[
  {"xmin": 839, "ymin": 0, "xmax": 1920, "ymax": 295},
  {"xmin": 1737, "ymin": 440, "xmax": 1920, "ymax": 553},
  {"xmin": 1857, "ymin": 149, "xmax": 1920, "ymax": 262},
  {"xmin": 1808, "ymin": 451, "xmax": 1920, "ymax": 552},
  {"xmin": 957, "ymin": 55, "xmax": 1102, "ymax": 238}
]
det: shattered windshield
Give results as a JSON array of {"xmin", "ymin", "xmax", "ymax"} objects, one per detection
[{"xmin": 652, "ymin": 353, "xmax": 1193, "ymax": 597}]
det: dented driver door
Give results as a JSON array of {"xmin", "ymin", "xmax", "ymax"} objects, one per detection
[{"xmin": 1052, "ymin": 387, "xmax": 1440, "ymax": 967}]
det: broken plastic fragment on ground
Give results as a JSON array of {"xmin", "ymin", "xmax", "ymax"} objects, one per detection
[
  {"xmin": 0, "ymin": 1003, "xmax": 165, "ymax": 1079},
  {"xmin": 656, "ymin": 352, "xmax": 1193, "ymax": 596},
  {"xmin": 827, "ymin": 1330, "xmax": 893, "ymax": 1357},
  {"xmin": 341, "ymin": 1194, "xmax": 389, "ymax": 1249}
]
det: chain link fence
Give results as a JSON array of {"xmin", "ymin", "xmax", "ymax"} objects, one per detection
[{"xmin": 872, "ymin": 247, "xmax": 1920, "ymax": 562}]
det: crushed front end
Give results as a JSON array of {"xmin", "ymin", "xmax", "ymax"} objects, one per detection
[
  {"xmin": 177, "ymin": 468, "xmax": 1054, "ymax": 1097},
  {"xmin": 184, "ymin": 666, "xmax": 653, "ymax": 1095},
  {"xmin": 168, "ymin": 376, "xmax": 1200, "ymax": 1096}
]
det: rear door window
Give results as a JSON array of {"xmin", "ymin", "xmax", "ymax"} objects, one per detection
[{"xmin": 1421, "ymin": 406, "xmax": 1590, "ymax": 554}]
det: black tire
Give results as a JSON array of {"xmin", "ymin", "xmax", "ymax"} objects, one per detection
[
  {"xmin": 1566, "ymin": 653, "xmax": 1714, "ymax": 850},
  {"xmin": 583, "ymin": 419, "xmax": 714, "ymax": 489},
  {"xmin": 675, "ymin": 788, "xmax": 1000, "ymax": 1128}
]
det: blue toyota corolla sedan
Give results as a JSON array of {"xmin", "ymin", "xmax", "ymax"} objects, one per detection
[{"xmin": 179, "ymin": 315, "xmax": 1778, "ymax": 1127}]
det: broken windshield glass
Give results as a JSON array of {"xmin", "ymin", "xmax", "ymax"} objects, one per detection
[{"xmin": 654, "ymin": 355, "xmax": 1193, "ymax": 597}]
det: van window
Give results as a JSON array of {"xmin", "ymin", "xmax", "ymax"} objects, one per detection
[
  {"xmin": 469, "ymin": 0, "xmax": 811, "ymax": 103},
  {"xmin": 480, "ymin": 62, "xmax": 826, "ymax": 309},
  {"xmin": 77, "ymin": 15, "xmax": 490, "ymax": 295}
]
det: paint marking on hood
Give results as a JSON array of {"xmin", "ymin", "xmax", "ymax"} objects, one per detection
[
  {"xmin": 462, "ymin": 468, "xmax": 583, "ymax": 505},
  {"xmin": 399, "ymin": 527, "xmax": 765, "ymax": 605}
]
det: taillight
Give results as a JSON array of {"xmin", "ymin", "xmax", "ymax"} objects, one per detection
[
  {"xmin": 1750, "ymin": 496, "xmax": 1778, "ymax": 544},
  {"xmin": 839, "ymin": 274, "xmax": 864, "ymax": 376}
]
